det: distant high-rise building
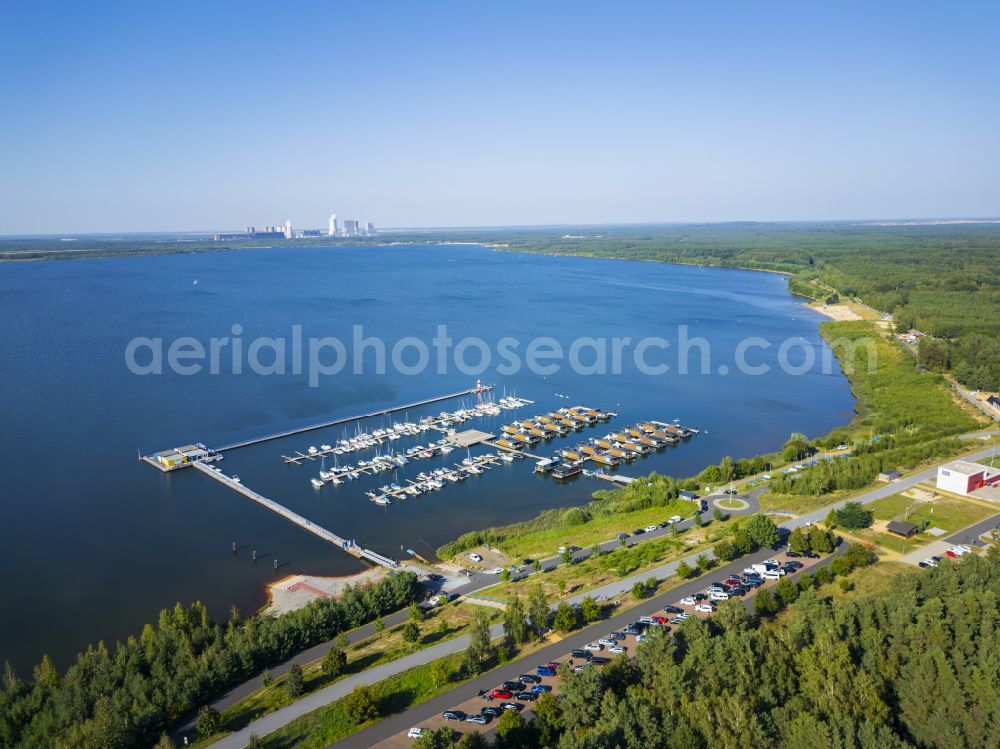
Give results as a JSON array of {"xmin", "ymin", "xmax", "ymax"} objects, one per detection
[
  {"xmin": 283, "ymin": 220, "xmax": 293, "ymax": 239},
  {"xmin": 366, "ymin": 221, "xmax": 376, "ymax": 236},
  {"xmin": 328, "ymin": 211, "xmax": 338, "ymax": 236},
  {"xmin": 344, "ymin": 219, "xmax": 360, "ymax": 236}
]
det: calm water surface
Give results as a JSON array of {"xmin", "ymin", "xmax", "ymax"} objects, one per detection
[{"xmin": 0, "ymin": 245, "xmax": 855, "ymax": 672}]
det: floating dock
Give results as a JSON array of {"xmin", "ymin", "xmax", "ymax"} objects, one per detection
[{"xmin": 215, "ymin": 385, "xmax": 504, "ymax": 452}]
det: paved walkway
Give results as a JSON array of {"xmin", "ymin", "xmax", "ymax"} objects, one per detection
[
  {"xmin": 201, "ymin": 440, "xmax": 999, "ymax": 748},
  {"xmin": 337, "ymin": 547, "xmax": 846, "ymax": 749}
]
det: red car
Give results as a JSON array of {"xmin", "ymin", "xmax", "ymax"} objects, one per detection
[
  {"xmin": 652, "ymin": 615, "xmax": 669, "ymax": 624},
  {"xmin": 723, "ymin": 579, "xmax": 741, "ymax": 587},
  {"xmin": 945, "ymin": 549, "xmax": 958, "ymax": 558},
  {"xmin": 491, "ymin": 689, "xmax": 512, "ymax": 699}
]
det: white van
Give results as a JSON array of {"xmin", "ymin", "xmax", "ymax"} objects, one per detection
[{"xmin": 763, "ymin": 570, "xmax": 782, "ymax": 580}]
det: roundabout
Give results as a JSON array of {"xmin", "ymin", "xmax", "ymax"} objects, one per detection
[{"xmin": 713, "ymin": 495, "xmax": 750, "ymax": 511}]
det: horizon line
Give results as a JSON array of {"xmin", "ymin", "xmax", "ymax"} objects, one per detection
[{"xmin": 4, "ymin": 216, "xmax": 1000, "ymax": 239}]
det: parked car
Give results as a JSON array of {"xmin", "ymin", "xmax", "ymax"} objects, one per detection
[
  {"xmin": 744, "ymin": 578, "xmax": 763, "ymax": 588},
  {"xmin": 468, "ymin": 553, "xmax": 483, "ymax": 563},
  {"xmin": 784, "ymin": 560, "xmax": 804, "ymax": 569},
  {"xmin": 609, "ymin": 631, "xmax": 626, "ymax": 640},
  {"xmin": 632, "ymin": 528, "xmax": 645, "ymax": 535},
  {"xmin": 617, "ymin": 532, "xmax": 629, "ymax": 541},
  {"xmin": 491, "ymin": 689, "xmax": 512, "ymax": 699},
  {"xmin": 500, "ymin": 702, "xmax": 523, "ymax": 712},
  {"xmin": 680, "ymin": 596, "xmax": 697, "ymax": 606},
  {"xmin": 443, "ymin": 710, "xmax": 466, "ymax": 721},
  {"xmin": 645, "ymin": 524, "xmax": 659, "ymax": 532},
  {"xmin": 695, "ymin": 604, "xmax": 715, "ymax": 613},
  {"xmin": 408, "ymin": 727, "xmax": 425, "ymax": 739},
  {"xmin": 763, "ymin": 570, "xmax": 782, "ymax": 580},
  {"xmin": 729, "ymin": 586, "xmax": 748, "ymax": 596},
  {"xmin": 536, "ymin": 665, "xmax": 556, "ymax": 677},
  {"xmin": 466, "ymin": 714, "xmax": 489, "ymax": 724},
  {"xmin": 514, "ymin": 691, "xmax": 536, "ymax": 701},
  {"xmin": 623, "ymin": 626, "xmax": 641, "ymax": 635},
  {"xmin": 785, "ymin": 551, "xmax": 801, "ymax": 558},
  {"xmin": 709, "ymin": 591, "xmax": 730, "ymax": 601},
  {"xmin": 920, "ymin": 558, "xmax": 939, "ymax": 568},
  {"xmin": 481, "ymin": 706, "xmax": 502, "ymax": 717},
  {"xmin": 531, "ymin": 684, "xmax": 553, "ymax": 694},
  {"xmin": 663, "ymin": 605, "xmax": 684, "ymax": 614},
  {"xmin": 486, "ymin": 567, "xmax": 504, "ymax": 575},
  {"xmin": 669, "ymin": 515, "xmax": 682, "ymax": 523},
  {"xmin": 598, "ymin": 637, "xmax": 616, "ymax": 647},
  {"xmin": 571, "ymin": 648, "xmax": 592, "ymax": 660},
  {"xmin": 519, "ymin": 673, "xmax": 541, "ymax": 684},
  {"xmin": 651, "ymin": 615, "xmax": 669, "ymax": 625},
  {"xmin": 609, "ymin": 644, "xmax": 627, "ymax": 654},
  {"xmin": 584, "ymin": 641, "xmax": 603, "ymax": 651},
  {"xmin": 501, "ymin": 681, "xmax": 522, "ymax": 692}
]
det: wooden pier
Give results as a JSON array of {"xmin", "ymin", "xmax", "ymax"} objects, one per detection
[{"xmin": 192, "ymin": 462, "xmax": 398, "ymax": 568}]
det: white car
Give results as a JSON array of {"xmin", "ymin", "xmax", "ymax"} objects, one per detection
[
  {"xmin": 408, "ymin": 727, "xmax": 424, "ymax": 739},
  {"xmin": 598, "ymin": 637, "xmax": 616, "ymax": 647},
  {"xmin": 921, "ymin": 558, "xmax": 939, "ymax": 567},
  {"xmin": 669, "ymin": 515, "xmax": 682, "ymax": 523},
  {"xmin": 679, "ymin": 596, "xmax": 697, "ymax": 606},
  {"xmin": 695, "ymin": 604, "xmax": 715, "ymax": 613},
  {"xmin": 635, "ymin": 634, "xmax": 647, "ymax": 642},
  {"xmin": 763, "ymin": 570, "xmax": 782, "ymax": 580},
  {"xmin": 468, "ymin": 553, "xmax": 483, "ymax": 563},
  {"xmin": 709, "ymin": 591, "xmax": 729, "ymax": 601},
  {"xmin": 742, "ymin": 567, "xmax": 759, "ymax": 576},
  {"xmin": 763, "ymin": 559, "xmax": 780, "ymax": 566},
  {"xmin": 584, "ymin": 641, "xmax": 603, "ymax": 652},
  {"xmin": 485, "ymin": 567, "xmax": 504, "ymax": 575},
  {"xmin": 645, "ymin": 524, "xmax": 658, "ymax": 532},
  {"xmin": 609, "ymin": 644, "xmax": 626, "ymax": 654}
]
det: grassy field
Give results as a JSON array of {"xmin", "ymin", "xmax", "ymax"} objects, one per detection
[
  {"xmin": 474, "ymin": 499, "xmax": 696, "ymax": 562},
  {"xmin": 190, "ymin": 605, "xmax": 491, "ymax": 747},
  {"xmin": 848, "ymin": 492, "xmax": 998, "ymax": 554},
  {"xmin": 255, "ymin": 652, "xmax": 467, "ymax": 748},
  {"xmin": 818, "ymin": 561, "xmax": 912, "ymax": 602},
  {"xmin": 869, "ymin": 492, "xmax": 997, "ymax": 532}
]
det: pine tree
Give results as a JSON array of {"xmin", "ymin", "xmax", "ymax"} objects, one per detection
[
  {"xmin": 285, "ymin": 662, "xmax": 304, "ymax": 698},
  {"xmin": 503, "ymin": 594, "xmax": 529, "ymax": 644}
]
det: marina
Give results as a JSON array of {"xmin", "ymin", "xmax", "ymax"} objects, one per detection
[{"xmin": 139, "ymin": 385, "xmax": 527, "ymax": 568}]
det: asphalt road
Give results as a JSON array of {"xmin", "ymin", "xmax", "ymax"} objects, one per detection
[
  {"xmin": 332, "ymin": 546, "xmax": 845, "ymax": 749},
  {"xmin": 946, "ymin": 512, "xmax": 1000, "ymax": 547},
  {"xmin": 199, "ymin": 438, "xmax": 999, "ymax": 747},
  {"xmin": 187, "ymin": 490, "xmax": 755, "ymax": 738}
]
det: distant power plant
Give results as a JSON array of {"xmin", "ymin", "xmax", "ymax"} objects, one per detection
[{"xmin": 215, "ymin": 212, "xmax": 376, "ymax": 241}]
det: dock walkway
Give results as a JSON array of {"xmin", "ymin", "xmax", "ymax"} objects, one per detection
[
  {"xmin": 192, "ymin": 462, "xmax": 398, "ymax": 568},
  {"xmin": 216, "ymin": 386, "xmax": 495, "ymax": 452}
]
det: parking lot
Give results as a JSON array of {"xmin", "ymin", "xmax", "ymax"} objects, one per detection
[{"xmin": 379, "ymin": 548, "xmax": 826, "ymax": 747}]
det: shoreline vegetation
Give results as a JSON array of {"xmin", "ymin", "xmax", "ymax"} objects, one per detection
[{"xmin": 2, "ymin": 225, "xmax": 997, "ymax": 748}]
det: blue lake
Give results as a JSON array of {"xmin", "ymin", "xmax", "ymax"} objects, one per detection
[{"xmin": 0, "ymin": 244, "xmax": 855, "ymax": 671}]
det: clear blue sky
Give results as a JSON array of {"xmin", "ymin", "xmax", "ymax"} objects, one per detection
[{"xmin": 1, "ymin": 1, "xmax": 998, "ymax": 233}]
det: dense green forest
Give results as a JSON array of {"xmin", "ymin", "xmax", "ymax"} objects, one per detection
[
  {"xmin": 419, "ymin": 554, "xmax": 1000, "ymax": 749},
  {"xmin": 0, "ymin": 572, "xmax": 419, "ymax": 748}
]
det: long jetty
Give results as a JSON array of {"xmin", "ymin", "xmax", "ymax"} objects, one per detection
[
  {"xmin": 192, "ymin": 462, "xmax": 398, "ymax": 568},
  {"xmin": 215, "ymin": 386, "xmax": 494, "ymax": 452}
]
